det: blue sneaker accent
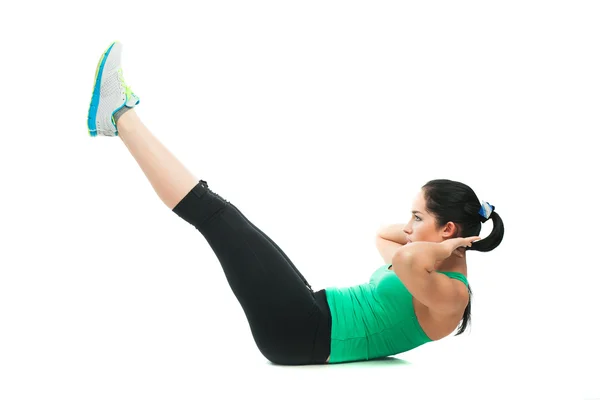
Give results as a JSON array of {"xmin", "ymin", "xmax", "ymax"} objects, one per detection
[{"xmin": 87, "ymin": 42, "xmax": 117, "ymax": 137}]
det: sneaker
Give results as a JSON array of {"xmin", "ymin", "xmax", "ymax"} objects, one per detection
[{"xmin": 87, "ymin": 41, "xmax": 140, "ymax": 137}]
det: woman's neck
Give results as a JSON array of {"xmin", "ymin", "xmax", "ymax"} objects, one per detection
[{"xmin": 436, "ymin": 254, "xmax": 467, "ymax": 275}]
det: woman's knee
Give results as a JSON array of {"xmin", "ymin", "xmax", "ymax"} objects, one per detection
[{"xmin": 172, "ymin": 180, "xmax": 230, "ymax": 229}]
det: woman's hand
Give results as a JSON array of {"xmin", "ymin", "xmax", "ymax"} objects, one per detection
[{"xmin": 443, "ymin": 236, "xmax": 481, "ymax": 258}]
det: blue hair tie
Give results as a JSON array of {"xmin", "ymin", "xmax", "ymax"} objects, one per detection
[{"xmin": 479, "ymin": 201, "xmax": 495, "ymax": 221}]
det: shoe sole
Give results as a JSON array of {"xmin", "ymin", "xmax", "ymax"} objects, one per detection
[{"xmin": 87, "ymin": 41, "xmax": 118, "ymax": 137}]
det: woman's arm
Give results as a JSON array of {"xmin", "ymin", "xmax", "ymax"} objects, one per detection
[
  {"xmin": 376, "ymin": 223, "xmax": 409, "ymax": 264},
  {"xmin": 394, "ymin": 241, "xmax": 449, "ymax": 272},
  {"xmin": 390, "ymin": 248, "xmax": 468, "ymax": 314},
  {"xmin": 376, "ymin": 236, "xmax": 405, "ymax": 265},
  {"xmin": 376, "ymin": 223, "xmax": 409, "ymax": 245}
]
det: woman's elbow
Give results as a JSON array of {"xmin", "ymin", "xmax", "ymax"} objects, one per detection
[{"xmin": 390, "ymin": 249, "xmax": 414, "ymax": 273}]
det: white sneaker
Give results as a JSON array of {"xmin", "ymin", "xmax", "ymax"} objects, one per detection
[{"xmin": 87, "ymin": 41, "xmax": 140, "ymax": 137}]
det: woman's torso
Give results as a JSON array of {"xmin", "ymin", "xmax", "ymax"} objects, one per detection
[
  {"xmin": 325, "ymin": 261, "xmax": 468, "ymax": 363},
  {"xmin": 410, "ymin": 258, "xmax": 469, "ymax": 340},
  {"xmin": 412, "ymin": 294, "xmax": 467, "ymax": 340}
]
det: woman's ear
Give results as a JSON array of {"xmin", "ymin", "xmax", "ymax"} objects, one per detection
[{"xmin": 442, "ymin": 221, "xmax": 459, "ymax": 239}]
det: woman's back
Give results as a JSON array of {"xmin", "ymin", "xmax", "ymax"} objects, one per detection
[{"xmin": 324, "ymin": 264, "xmax": 469, "ymax": 363}]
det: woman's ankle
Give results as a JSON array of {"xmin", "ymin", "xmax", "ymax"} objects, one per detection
[
  {"xmin": 115, "ymin": 106, "xmax": 136, "ymax": 129},
  {"xmin": 116, "ymin": 107, "xmax": 138, "ymax": 135}
]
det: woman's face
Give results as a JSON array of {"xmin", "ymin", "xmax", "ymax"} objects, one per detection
[{"xmin": 403, "ymin": 190, "xmax": 457, "ymax": 244}]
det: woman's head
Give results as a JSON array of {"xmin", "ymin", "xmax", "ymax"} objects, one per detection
[
  {"xmin": 403, "ymin": 179, "xmax": 504, "ymax": 253},
  {"xmin": 403, "ymin": 178, "xmax": 504, "ymax": 336}
]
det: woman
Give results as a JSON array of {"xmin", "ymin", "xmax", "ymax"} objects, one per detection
[{"xmin": 87, "ymin": 41, "xmax": 505, "ymax": 366}]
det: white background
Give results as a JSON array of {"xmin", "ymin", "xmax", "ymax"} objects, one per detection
[{"xmin": 1, "ymin": 1, "xmax": 598, "ymax": 399}]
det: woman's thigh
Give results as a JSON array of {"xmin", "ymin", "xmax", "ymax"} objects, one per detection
[{"xmin": 172, "ymin": 180, "xmax": 327, "ymax": 364}]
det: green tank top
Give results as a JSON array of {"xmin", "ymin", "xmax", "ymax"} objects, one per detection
[{"xmin": 324, "ymin": 264, "xmax": 469, "ymax": 364}]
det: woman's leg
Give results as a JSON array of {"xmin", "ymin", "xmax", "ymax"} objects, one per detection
[
  {"xmin": 115, "ymin": 109, "xmax": 330, "ymax": 365},
  {"xmin": 116, "ymin": 109, "xmax": 199, "ymax": 210},
  {"xmin": 116, "ymin": 108, "xmax": 312, "ymax": 289},
  {"xmin": 171, "ymin": 181, "xmax": 331, "ymax": 365}
]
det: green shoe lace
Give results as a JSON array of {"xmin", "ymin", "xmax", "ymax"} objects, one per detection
[
  {"xmin": 111, "ymin": 67, "xmax": 135, "ymax": 130},
  {"xmin": 118, "ymin": 67, "xmax": 134, "ymax": 99}
]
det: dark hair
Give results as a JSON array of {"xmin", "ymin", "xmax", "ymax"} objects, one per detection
[{"xmin": 421, "ymin": 179, "xmax": 504, "ymax": 335}]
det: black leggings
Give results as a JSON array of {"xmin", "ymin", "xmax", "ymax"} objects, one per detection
[{"xmin": 172, "ymin": 180, "xmax": 331, "ymax": 365}]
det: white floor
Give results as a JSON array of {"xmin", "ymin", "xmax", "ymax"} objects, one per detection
[{"xmin": 1, "ymin": 342, "xmax": 589, "ymax": 399}]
